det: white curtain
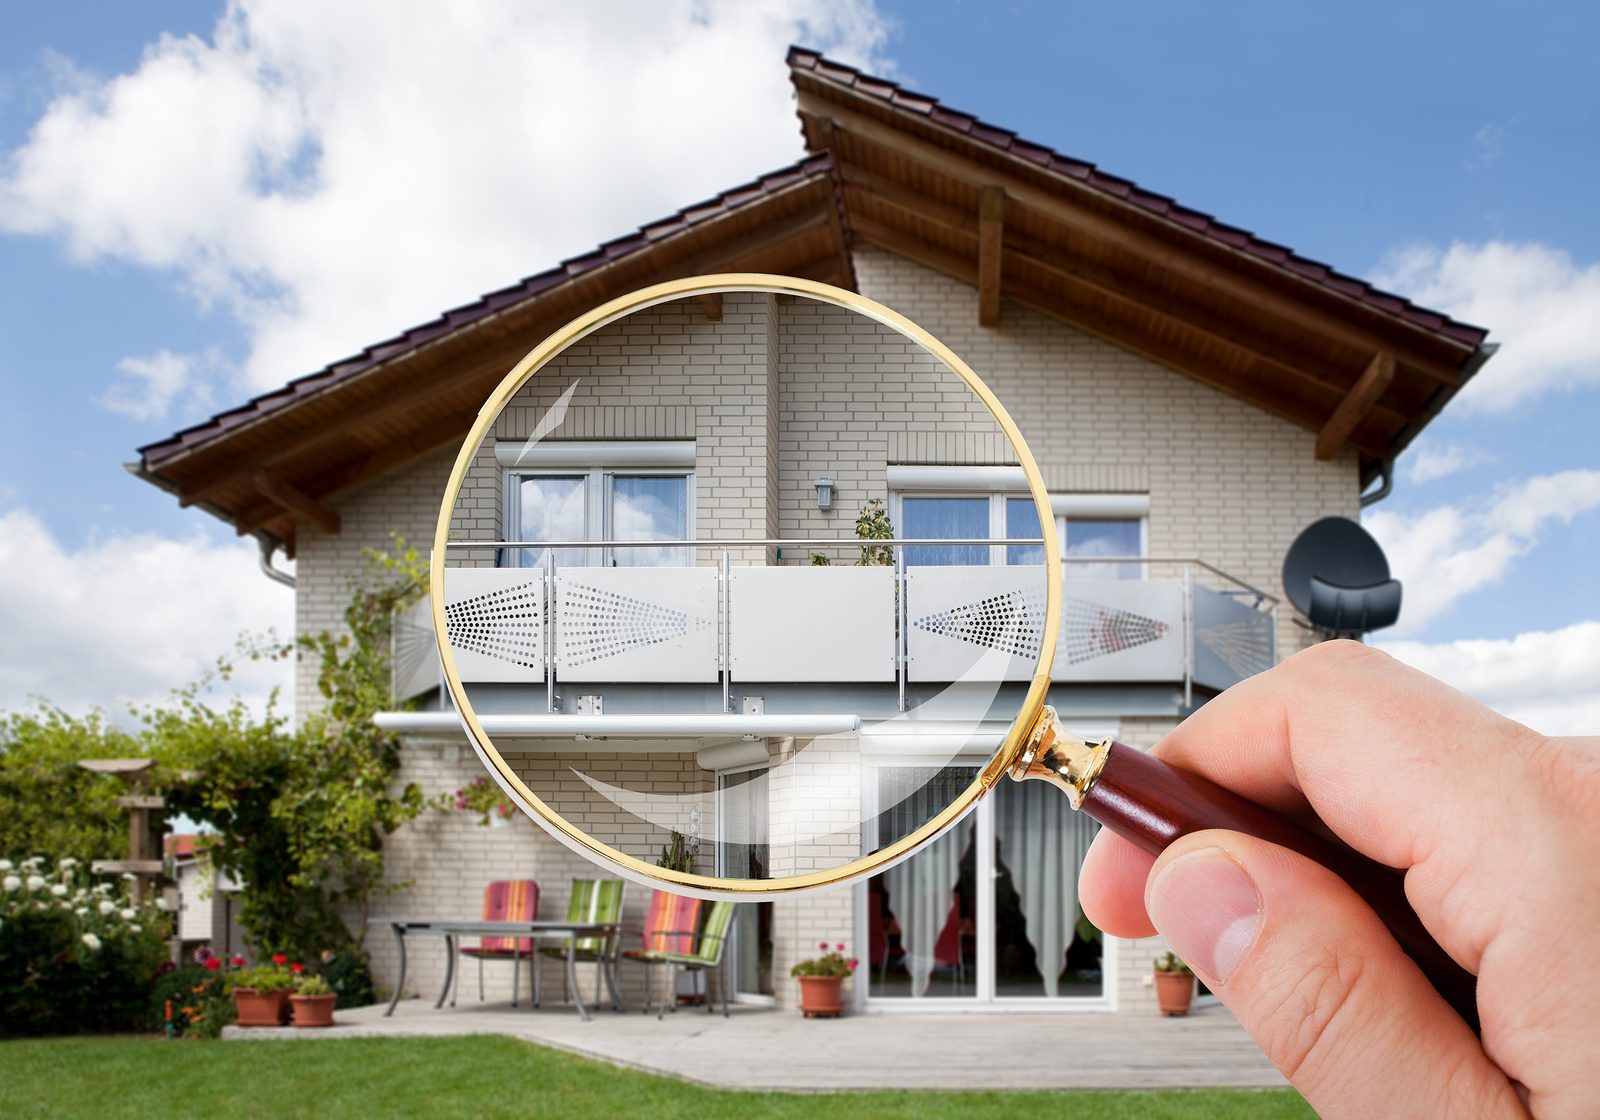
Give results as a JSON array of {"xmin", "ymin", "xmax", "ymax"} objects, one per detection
[
  {"xmin": 997, "ymin": 780, "xmax": 1097, "ymax": 997},
  {"xmin": 882, "ymin": 816, "xmax": 974, "ymax": 998}
]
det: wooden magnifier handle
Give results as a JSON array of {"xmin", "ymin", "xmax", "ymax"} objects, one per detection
[{"xmin": 1011, "ymin": 708, "xmax": 1479, "ymax": 1031}]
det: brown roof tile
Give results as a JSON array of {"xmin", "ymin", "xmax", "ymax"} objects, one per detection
[{"xmin": 788, "ymin": 46, "xmax": 1487, "ymax": 348}]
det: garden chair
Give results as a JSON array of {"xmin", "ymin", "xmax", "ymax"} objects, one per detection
[
  {"xmin": 535, "ymin": 878, "xmax": 626, "ymax": 1010},
  {"xmin": 452, "ymin": 879, "xmax": 540, "ymax": 1007},
  {"xmin": 641, "ymin": 899, "xmax": 735, "ymax": 1020},
  {"xmin": 620, "ymin": 889, "xmax": 702, "ymax": 1016}
]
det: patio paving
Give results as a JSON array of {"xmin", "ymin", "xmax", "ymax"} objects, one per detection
[{"xmin": 225, "ymin": 997, "xmax": 1288, "ymax": 1092}]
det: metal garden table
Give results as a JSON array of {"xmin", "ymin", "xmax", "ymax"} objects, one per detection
[{"xmin": 385, "ymin": 919, "xmax": 621, "ymax": 1021}]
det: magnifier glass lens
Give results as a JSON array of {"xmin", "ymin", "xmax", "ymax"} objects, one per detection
[{"xmin": 438, "ymin": 283, "xmax": 1052, "ymax": 891}]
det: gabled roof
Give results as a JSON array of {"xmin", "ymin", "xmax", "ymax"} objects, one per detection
[
  {"xmin": 134, "ymin": 154, "xmax": 850, "ymax": 553},
  {"xmin": 788, "ymin": 48, "xmax": 1490, "ymax": 487},
  {"xmin": 136, "ymin": 51, "xmax": 1491, "ymax": 554}
]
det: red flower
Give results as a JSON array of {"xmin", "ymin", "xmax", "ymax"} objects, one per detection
[
  {"xmin": 290, "ymin": 963, "xmax": 304, "ymax": 974},
  {"xmin": 847, "ymin": 958, "xmax": 859, "ymax": 971},
  {"xmin": 230, "ymin": 956, "xmax": 246, "ymax": 967},
  {"xmin": 203, "ymin": 958, "xmax": 222, "ymax": 972},
  {"xmin": 818, "ymin": 941, "xmax": 828, "ymax": 950},
  {"xmin": 272, "ymin": 954, "xmax": 287, "ymax": 966},
  {"xmin": 835, "ymin": 943, "xmax": 845, "ymax": 951}
]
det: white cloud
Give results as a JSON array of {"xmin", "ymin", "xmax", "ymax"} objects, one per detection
[
  {"xmin": 0, "ymin": 507, "xmax": 293, "ymax": 717},
  {"xmin": 95, "ymin": 349, "xmax": 212, "ymax": 422},
  {"xmin": 1366, "ymin": 469, "xmax": 1600, "ymax": 632},
  {"xmin": 1404, "ymin": 440, "xmax": 1492, "ymax": 485},
  {"xmin": 1372, "ymin": 240, "xmax": 1600, "ymax": 411},
  {"xmin": 1377, "ymin": 622, "xmax": 1600, "ymax": 737},
  {"xmin": 0, "ymin": 0, "xmax": 893, "ymax": 394}
]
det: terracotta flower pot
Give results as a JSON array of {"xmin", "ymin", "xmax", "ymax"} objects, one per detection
[
  {"xmin": 233, "ymin": 987, "xmax": 291, "ymax": 1027},
  {"xmin": 1154, "ymin": 970, "xmax": 1195, "ymax": 1017},
  {"xmin": 796, "ymin": 974, "xmax": 845, "ymax": 1018},
  {"xmin": 290, "ymin": 993, "xmax": 337, "ymax": 1028}
]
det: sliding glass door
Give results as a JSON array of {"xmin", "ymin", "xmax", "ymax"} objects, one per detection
[{"xmin": 865, "ymin": 764, "xmax": 1108, "ymax": 1007}]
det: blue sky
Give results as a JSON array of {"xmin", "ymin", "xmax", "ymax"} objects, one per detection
[{"xmin": 1, "ymin": 1, "xmax": 1596, "ymax": 729}]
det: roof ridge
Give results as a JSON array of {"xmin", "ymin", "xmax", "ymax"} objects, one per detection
[{"xmin": 787, "ymin": 45, "xmax": 1486, "ymax": 346}]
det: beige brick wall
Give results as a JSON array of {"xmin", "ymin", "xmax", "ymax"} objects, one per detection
[{"xmin": 291, "ymin": 246, "xmax": 1357, "ymax": 1014}]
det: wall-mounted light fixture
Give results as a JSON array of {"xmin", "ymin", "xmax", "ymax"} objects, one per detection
[{"xmin": 813, "ymin": 476, "xmax": 835, "ymax": 511}]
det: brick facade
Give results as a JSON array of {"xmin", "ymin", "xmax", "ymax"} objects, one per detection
[{"xmin": 293, "ymin": 248, "xmax": 1356, "ymax": 1014}]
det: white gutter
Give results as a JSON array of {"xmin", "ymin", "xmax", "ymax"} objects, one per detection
[{"xmin": 373, "ymin": 712, "xmax": 860, "ymax": 738}]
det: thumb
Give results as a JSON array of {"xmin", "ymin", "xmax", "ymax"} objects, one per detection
[{"xmin": 1145, "ymin": 831, "xmax": 1524, "ymax": 1120}]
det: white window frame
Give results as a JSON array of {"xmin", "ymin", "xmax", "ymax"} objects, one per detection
[
  {"xmin": 499, "ymin": 440, "xmax": 695, "ymax": 568},
  {"xmin": 885, "ymin": 467, "xmax": 1148, "ymax": 576}
]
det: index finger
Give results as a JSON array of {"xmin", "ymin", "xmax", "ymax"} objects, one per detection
[{"xmin": 1149, "ymin": 638, "xmax": 1540, "ymax": 880}]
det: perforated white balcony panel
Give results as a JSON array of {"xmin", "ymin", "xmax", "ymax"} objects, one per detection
[
  {"xmin": 1192, "ymin": 585, "xmax": 1275, "ymax": 690},
  {"xmin": 907, "ymin": 570, "xmax": 1187, "ymax": 683},
  {"xmin": 1056, "ymin": 579, "xmax": 1184, "ymax": 682},
  {"xmin": 391, "ymin": 598, "xmax": 440, "ymax": 700},
  {"xmin": 555, "ymin": 568, "xmax": 718, "ymax": 682},
  {"xmin": 729, "ymin": 567, "xmax": 896, "ymax": 682},
  {"xmin": 906, "ymin": 567, "xmax": 1045, "ymax": 682},
  {"xmin": 443, "ymin": 569, "xmax": 545, "ymax": 683}
]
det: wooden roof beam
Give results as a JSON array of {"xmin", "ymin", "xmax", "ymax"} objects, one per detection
[
  {"xmin": 850, "ymin": 216, "xmax": 1359, "ymax": 446},
  {"xmin": 978, "ymin": 185, "xmax": 1005, "ymax": 327},
  {"xmin": 1317, "ymin": 352, "xmax": 1396, "ymax": 460},
  {"xmin": 697, "ymin": 293, "xmax": 723, "ymax": 321},
  {"xmin": 800, "ymin": 95, "xmax": 1469, "ymax": 381},
  {"xmin": 249, "ymin": 470, "xmax": 341, "ymax": 535}
]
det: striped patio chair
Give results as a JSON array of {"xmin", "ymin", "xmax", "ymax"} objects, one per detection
[
  {"xmin": 453, "ymin": 879, "xmax": 540, "ymax": 1006},
  {"xmin": 645, "ymin": 899, "xmax": 735, "ymax": 1020},
  {"xmin": 535, "ymin": 878, "xmax": 626, "ymax": 1010},
  {"xmin": 620, "ymin": 890, "xmax": 702, "ymax": 1016}
]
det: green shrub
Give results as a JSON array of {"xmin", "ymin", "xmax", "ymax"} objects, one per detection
[
  {"xmin": 0, "ymin": 857, "xmax": 170, "ymax": 1036},
  {"xmin": 320, "ymin": 948, "xmax": 375, "ymax": 1009}
]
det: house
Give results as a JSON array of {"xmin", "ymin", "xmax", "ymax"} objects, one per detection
[{"xmin": 134, "ymin": 50, "xmax": 1490, "ymax": 1016}]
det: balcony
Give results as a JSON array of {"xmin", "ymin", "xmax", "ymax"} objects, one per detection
[{"xmin": 394, "ymin": 541, "xmax": 1278, "ymax": 715}]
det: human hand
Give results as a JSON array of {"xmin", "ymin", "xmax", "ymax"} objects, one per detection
[{"xmin": 1078, "ymin": 639, "xmax": 1600, "ymax": 1118}]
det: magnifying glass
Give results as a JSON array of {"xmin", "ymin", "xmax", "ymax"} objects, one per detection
[{"xmin": 430, "ymin": 274, "xmax": 1473, "ymax": 1024}]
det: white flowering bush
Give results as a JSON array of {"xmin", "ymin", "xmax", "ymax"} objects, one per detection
[{"xmin": 0, "ymin": 856, "xmax": 170, "ymax": 1035}]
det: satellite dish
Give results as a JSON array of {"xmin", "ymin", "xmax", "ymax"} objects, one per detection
[{"xmin": 1282, "ymin": 517, "xmax": 1402, "ymax": 635}]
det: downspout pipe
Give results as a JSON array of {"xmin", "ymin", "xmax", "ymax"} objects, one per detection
[
  {"xmin": 1359, "ymin": 459, "xmax": 1394, "ymax": 508},
  {"xmin": 258, "ymin": 538, "xmax": 296, "ymax": 588}
]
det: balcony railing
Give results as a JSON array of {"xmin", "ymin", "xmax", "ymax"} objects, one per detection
[{"xmin": 394, "ymin": 539, "xmax": 1278, "ymax": 710}]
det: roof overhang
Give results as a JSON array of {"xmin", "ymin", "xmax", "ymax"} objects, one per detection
[
  {"xmin": 788, "ymin": 48, "xmax": 1491, "ymax": 488},
  {"xmin": 135, "ymin": 154, "xmax": 852, "ymax": 556}
]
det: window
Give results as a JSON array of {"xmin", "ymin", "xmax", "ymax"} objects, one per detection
[
  {"xmin": 499, "ymin": 441, "xmax": 693, "ymax": 568},
  {"xmin": 888, "ymin": 468, "xmax": 1146, "ymax": 578}
]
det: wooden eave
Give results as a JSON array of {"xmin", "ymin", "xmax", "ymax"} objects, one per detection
[
  {"xmin": 135, "ymin": 157, "xmax": 852, "ymax": 554},
  {"xmin": 789, "ymin": 50, "xmax": 1492, "ymax": 483}
]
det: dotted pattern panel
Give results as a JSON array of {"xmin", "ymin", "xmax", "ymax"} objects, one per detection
[
  {"xmin": 911, "ymin": 587, "xmax": 1047, "ymax": 658},
  {"xmin": 445, "ymin": 580, "xmax": 544, "ymax": 668},
  {"xmin": 1061, "ymin": 597, "xmax": 1170, "ymax": 665},
  {"xmin": 1196, "ymin": 619, "xmax": 1274, "ymax": 680},
  {"xmin": 556, "ymin": 581, "xmax": 707, "ymax": 668}
]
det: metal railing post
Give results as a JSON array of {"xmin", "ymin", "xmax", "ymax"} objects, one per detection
[
  {"xmin": 545, "ymin": 550, "xmax": 556, "ymax": 714},
  {"xmin": 896, "ymin": 548, "xmax": 907, "ymax": 712},
  {"xmin": 1182, "ymin": 563, "xmax": 1194, "ymax": 710},
  {"xmin": 721, "ymin": 550, "xmax": 731, "ymax": 714}
]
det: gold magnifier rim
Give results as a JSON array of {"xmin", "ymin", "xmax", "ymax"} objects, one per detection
[{"xmin": 430, "ymin": 273, "xmax": 1062, "ymax": 897}]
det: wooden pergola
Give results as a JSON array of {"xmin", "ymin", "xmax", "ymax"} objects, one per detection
[{"xmin": 135, "ymin": 52, "xmax": 1489, "ymax": 556}]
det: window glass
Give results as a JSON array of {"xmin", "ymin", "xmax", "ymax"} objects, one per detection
[
  {"xmin": 610, "ymin": 475, "xmax": 689, "ymax": 566},
  {"xmin": 514, "ymin": 475, "xmax": 586, "ymax": 568},
  {"xmin": 1067, "ymin": 519, "xmax": 1141, "ymax": 580},
  {"xmin": 901, "ymin": 496, "xmax": 987, "ymax": 566},
  {"xmin": 1004, "ymin": 497, "xmax": 1044, "ymax": 567}
]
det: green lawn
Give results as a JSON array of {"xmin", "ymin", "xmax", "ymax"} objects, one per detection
[{"xmin": 1, "ymin": 1036, "xmax": 1312, "ymax": 1119}]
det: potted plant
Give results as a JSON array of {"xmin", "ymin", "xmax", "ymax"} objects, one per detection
[
  {"xmin": 290, "ymin": 973, "xmax": 337, "ymax": 1028},
  {"xmin": 1153, "ymin": 951, "xmax": 1195, "ymax": 1016},
  {"xmin": 855, "ymin": 499, "xmax": 894, "ymax": 566},
  {"xmin": 789, "ymin": 941, "xmax": 858, "ymax": 1018},
  {"xmin": 228, "ymin": 955, "xmax": 296, "ymax": 1026},
  {"xmin": 455, "ymin": 776, "xmax": 517, "ymax": 827}
]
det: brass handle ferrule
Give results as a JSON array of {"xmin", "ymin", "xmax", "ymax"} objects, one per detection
[{"xmin": 1009, "ymin": 706, "xmax": 1113, "ymax": 809}]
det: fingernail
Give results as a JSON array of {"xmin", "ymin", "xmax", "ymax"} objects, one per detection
[{"xmin": 1147, "ymin": 847, "xmax": 1262, "ymax": 984}]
